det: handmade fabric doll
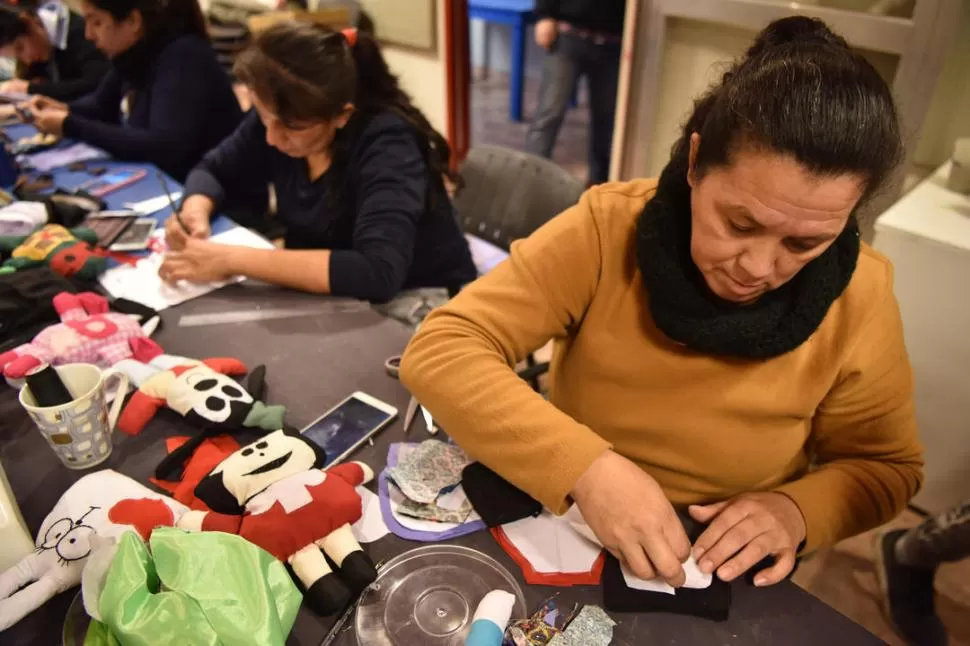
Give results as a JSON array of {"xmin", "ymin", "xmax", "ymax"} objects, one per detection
[
  {"xmin": 0, "ymin": 291, "xmax": 162, "ymax": 381},
  {"xmin": 178, "ymin": 428, "xmax": 378, "ymax": 615},
  {"xmin": 0, "ymin": 224, "xmax": 107, "ymax": 280},
  {"xmin": 0, "ymin": 470, "xmax": 188, "ymax": 631}
]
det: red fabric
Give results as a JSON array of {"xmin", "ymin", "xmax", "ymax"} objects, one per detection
[
  {"xmin": 150, "ymin": 436, "xmax": 241, "ymax": 510},
  {"xmin": 490, "ymin": 527, "xmax": 606, "ymax": 586},
  {"xmin": 117, "ymin": 390, "xmax": 164, "ymax": 435},
  {"xmin": 200, "ymin": 357, "xmax": 247, "ymax": 375},
  {"xmin": 200, "ymin": 470, "xmax": 363, "ymax": 562},
  {"xmin": 64, "ymin": 315, "xmax": 119, "ymax": 339},
  {"xmin": 108, "ymin": 498, "xmax": 176, "ymax": 540},
  {"xmin": 326, "ymin": 463, "xmax": 366, "ymax": 488},
  {"xmin": 129, "ymin": 338, "xmax": 163, "ymax": 363},
  {"xmin": 76, "ymin": 292, "xmax": 109, "ymax": 315}
]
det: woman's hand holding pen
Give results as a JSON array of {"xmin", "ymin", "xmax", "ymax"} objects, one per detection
[{"xmin": 165, "ymin": 195, "xmax": 212, "ymax": 251}]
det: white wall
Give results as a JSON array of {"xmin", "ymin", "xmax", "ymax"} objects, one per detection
[
  {"xmin": 379, "ymin": 0, "xmax": 449, "ymax": 135},
  {"xmin": 911, "ymin": 7, "xmax": 970, "ymax": 169}
]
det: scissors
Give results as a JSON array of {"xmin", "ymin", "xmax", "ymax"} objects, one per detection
[{"xmin": 384, "ymin": 355, "xmax": 436, "ymax": 435}]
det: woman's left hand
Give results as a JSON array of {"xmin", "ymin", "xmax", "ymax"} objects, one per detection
[
  {"xmin": 689, "ymin": 492, "xmax": 806, "ymax": 586},
  {"xmin": 32, "ymin": 106, "xmax": 68, "ymax": 135},
  {"xmin": 0, "ymin": 79, "xmax": 29, "ymax": 95},
  {"xmin": 159, "ymin": 238, "xmax": 235, "ymax": 284}
]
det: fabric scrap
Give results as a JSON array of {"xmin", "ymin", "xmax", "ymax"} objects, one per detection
[
  {"xmin": 397, "ymin": 496, "xmax": 474, "ymax": 524},
  {"xmin": 386, "ymin": 439, "xmax": 470, "ymax": 503},
  {"xmin": 602, "ymin": 554, "xmax": 731, "ymax": 621},
  {"xmin": 547, "ymin": 605, "xmax": 615, "ymax": 646},
  {"xmin": 379, "ymin": 443, "xmax": 485, "ymax": 542},
  {"xmin": 462, "ymin": 462, "xmax": 542, "ymax": 527},
  {"xmin": 351, "ymin": 486, "xmax": 390, "ymax": 544}
]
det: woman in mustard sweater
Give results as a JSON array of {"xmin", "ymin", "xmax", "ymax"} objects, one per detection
[{"xmin": 401, "ymin": 16, "xmax": 923, "ymax": 590}]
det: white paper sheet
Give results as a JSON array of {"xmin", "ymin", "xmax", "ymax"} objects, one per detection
[
  {"xmin": 98, "ymin": 227, "xmax": 274, "ymax": 310},
  {"xmin": 465, "ymin": 234, "xmax": 509, "ymax": 275},
  {"xmin": 501, "ymin": 511, "xmax": 603, "ymax": 574},
  {"xmin": 351, "ymin": 486, "xmax": 389, "ymax": 544},
  {"xmin": 124, "ymin": 192, "xmax": 183, "ymax": 215}
]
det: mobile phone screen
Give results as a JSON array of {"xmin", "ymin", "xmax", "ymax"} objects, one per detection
[
  {"xmin": 302, "ymin": 396, "xmax": 394, "ymax": 466},
  {"xmin": 110, "ymin": 218, "xmax": 156, "ymax": 249}
]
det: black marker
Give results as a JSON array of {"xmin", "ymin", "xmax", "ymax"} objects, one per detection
[
  {"xmin": 25, "ymin": 363, "xmax": 74, "ymax": 407},
  {"xmin": 156, "ymin": 170, "xmax": 190, "ymax": 235}
]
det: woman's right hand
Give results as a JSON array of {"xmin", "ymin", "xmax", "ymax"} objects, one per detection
[
  {"xmin": 534, "ymin": 18, "xmax": 559, "ymax": 49},
  {"xmin": 24, "ymin": 95, "xmax": 67, "ymax": 113},
  {"xmin": 571, "ymin": 450, "xmax": 692, "ymax": 586},
  {"xmin": 165, "ymin": 196, "xmax": 212, "ymax": 251}
]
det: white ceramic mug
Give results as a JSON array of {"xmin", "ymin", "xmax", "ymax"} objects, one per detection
[{"xmin": 19, "ymin": 363, "xmax": 129, "ymax": 470}]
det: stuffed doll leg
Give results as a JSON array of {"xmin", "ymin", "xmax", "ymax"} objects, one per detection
[
  {"xmin": 0, "ymin": 343, "xmax": 50, "ymax": 380},
  {"xmin": 129, "ymin": 338, "xmax": 163, "ymax": 364},
  {"xmin": 318, "ymin": 524, "xmax": 377, "ymax": 596},
  {"xmin": 289, "ymin": 544, "xmax": 350, "ymax": 616},
  {"xmin": 51, "ymin": 292, "xmax": 88, "ymax": 320},
  {"xmin": 0, "ymin": 552, "xmax": 62, "ymax": 631}
]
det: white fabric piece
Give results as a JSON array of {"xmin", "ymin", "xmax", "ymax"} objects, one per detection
[
  {"xmin": 80, "ymin": 534, "xmax": 118, "ymax": 621},
  {"xmin": 471, "ymin": 589, "xmax": 516, "ymax": 627},
  {"xmin": 565, "ymin": 504, "xmax": 712, "ymax": 593},
  {"xmin": 351, "ymin": 487, "xmax": 389, "ymax": 544},
  {"xmin": 387, "ymin": 482, "xmax": 481, "ymax": 532},
  {"xmin": 620, "ymin": 556, "xmax": 711, "ymax": 595},
  {"xmin": 436, "ymin": 485, "xmax": 469, "ymax": 512},
  {"xmin": 0, "ymin": 202, "xmax": 48, "ymax": 237},
  {"xmin": 501, "ymin": 511, "xmax": 602, "ymax": 574}
]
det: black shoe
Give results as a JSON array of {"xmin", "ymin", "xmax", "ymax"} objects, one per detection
[
  {"xmin": 875, "ymin": 529, "xmax": 948, "ymax": 646},
  {"xmin": 305, "ymin": 572, "xmax": 351, "ymax": 616},
  {"xmin": 339, "ymin": 550, "xmax": 378, "ymax": 595}
]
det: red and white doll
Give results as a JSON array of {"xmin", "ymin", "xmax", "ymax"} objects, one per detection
[{"xmin": 177, "ymin": 429, "xmax": 378, "ymax": 615}]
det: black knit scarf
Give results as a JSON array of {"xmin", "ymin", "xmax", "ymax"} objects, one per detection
[{"xmin": 636, "ymin": 152, "xmax": 860, "ymax": 359}]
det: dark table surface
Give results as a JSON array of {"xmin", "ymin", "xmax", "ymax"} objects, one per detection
[{"xmin": 0, "ymin": 285, "xmax": 884, "ymax": 646}]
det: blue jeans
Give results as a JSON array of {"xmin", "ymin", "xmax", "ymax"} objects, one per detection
[{"xmin": 525, "ymin": 32, "xmax": 621, "ymax": 185}]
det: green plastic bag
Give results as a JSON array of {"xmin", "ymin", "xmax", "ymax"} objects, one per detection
[{"xmin": 84, "ymin": 528, "xmax": 301, "ymax": 646}]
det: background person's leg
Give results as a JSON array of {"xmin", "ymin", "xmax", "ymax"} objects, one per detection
[
  {"xmin": 896, "ymin": 500, "xmax": 970, "ymax": 567},
  {"xmin": 525, "ymin": 35, "xmax": 581, "ymax": 160},
  {"xmin": 585, "ymin": 41, "xmax": 621, "ymax": 185},
  {"xmin": 875, "ymin": 500, "xmax": 970, "ymax": 646}
]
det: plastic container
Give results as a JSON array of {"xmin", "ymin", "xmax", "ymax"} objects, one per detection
[
  {"xmin": 0, "ymin": 461, "xmax": 34, "ymax": 573},
  {"xmin": 355, "ymin": 545, "xmax": 527, "ymax": 646}
]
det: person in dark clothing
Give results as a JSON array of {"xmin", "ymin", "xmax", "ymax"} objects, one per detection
[
  {"xmin": 24, "ymin": 0, "xmax": 245, "ymax": 183},
  {"xmin": 875, "ymin": 499, "xmax": 970, "ymax": 645},
  {"xmin": 525, "ymin": 0, "xmax": 626, "ymax": 185},
  {"xmin": 159, "ymin": 23, "xmax": 477, "ymax": 303},
  {"xmin": 0, "ymin": 1, "xmax": 108, "ymax": 100}
]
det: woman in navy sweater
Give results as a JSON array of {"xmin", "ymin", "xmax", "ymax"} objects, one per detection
[
  {"xmin": 159, "ymin": 23, "xmax": 477, "ymax": 303},
  {"xmin": 26, "ymin": 0, "xmax": 244, "ymax": 182},
  {"xmin": 0, "ymin": 2, "xmax": 109, "ymax": 101}
]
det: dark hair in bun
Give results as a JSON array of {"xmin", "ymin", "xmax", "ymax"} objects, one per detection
[{"xmin": 674, "ymin": 16, "xmax": 902, "ymax": 204}]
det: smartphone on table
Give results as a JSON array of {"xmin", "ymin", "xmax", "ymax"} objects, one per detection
[
  {"xmin": 301, "ymin": 392, "xmax": 398, "ymax": 466},
  {"xmin": 75, "ymin": 168, "xmax": 146, "ymax": 197},
  {"xmin": 82, "ymin": 212, "xmax": 138, "ymax": 248},
  {"xmin": 109, "ymin": 217, "xmax": 157, "ymax": 251}
]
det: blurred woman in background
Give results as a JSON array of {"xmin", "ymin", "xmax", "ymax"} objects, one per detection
[
  {"xmin": 0, "ymin": 1, "xmax": 108, "ymax": 101},
  {"xmin": 25, "ymin": 0, "xmax": 245, "ymax": 182},
  {"xmin": 160, "ymin": 23, "xmax": 476, "ymax": 303}
]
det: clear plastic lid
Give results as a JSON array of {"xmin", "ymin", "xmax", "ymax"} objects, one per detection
[{"xmin": 355, "ymin": 545, "xmax": 527, "ymax": 646}]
